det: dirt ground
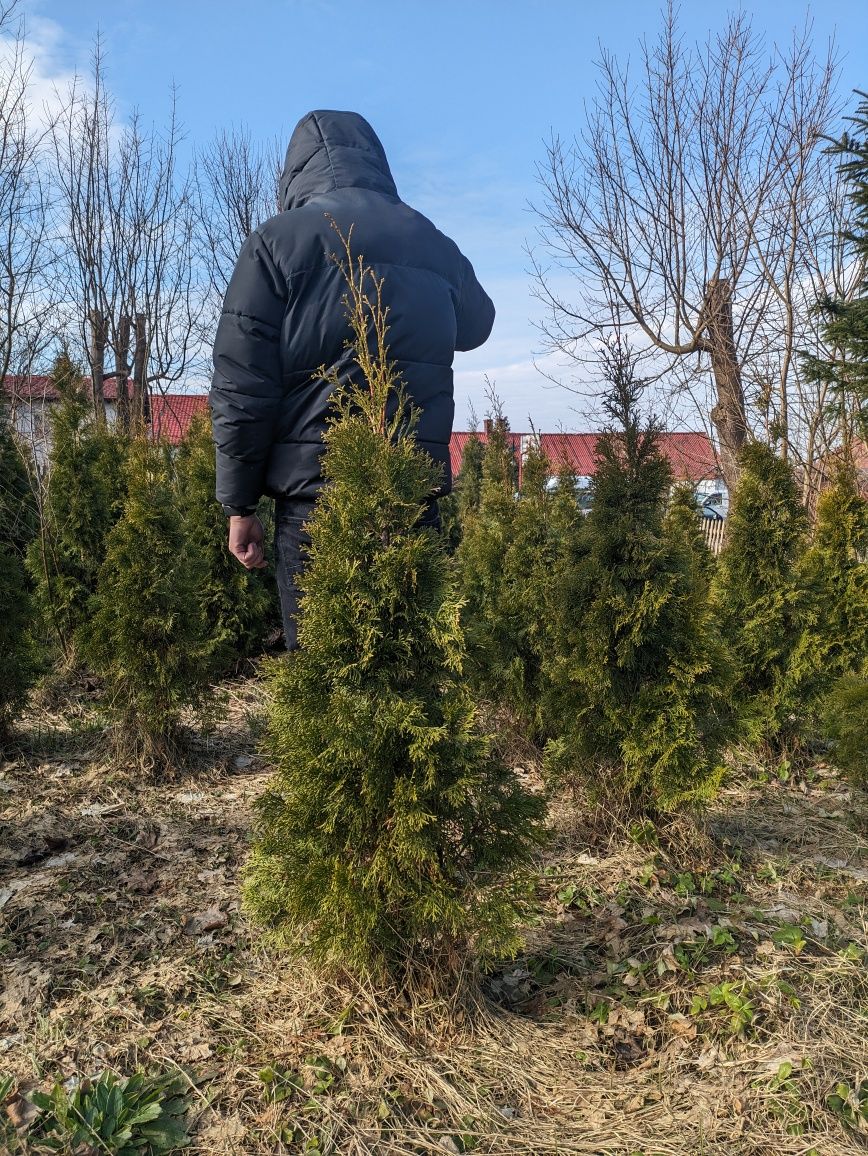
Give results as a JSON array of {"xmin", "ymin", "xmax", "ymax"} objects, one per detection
[{"xmin": 2, "ymin": 678, "xmax": 866, "ymax": 1154}]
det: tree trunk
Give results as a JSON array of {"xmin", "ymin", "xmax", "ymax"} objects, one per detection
[
  {"xmin": 131, "ymin": 313, "xmax": 148, "ymax": 433},
  {"xmin": 703, "ymin": 278, "xmax": 748, "ymax": 496},
  {"xmin": 114, "ymin": 314, "xmax": 131, "ymax": 433},
  {"xmin": 88, "ymin": 309, "xmax": 107, "ymax": 426}
]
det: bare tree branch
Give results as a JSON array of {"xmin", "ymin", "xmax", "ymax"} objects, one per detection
[
  {"xmin": 532, "ymin": 5, "xmax": 841, "ymax": 492},
  {"xmin": 50, "ymin": 42, "xmax": 203, "ymax": 426},
  {"xmin": 194, "ymin": 123, "xmax": 281, "ymax": 300}
]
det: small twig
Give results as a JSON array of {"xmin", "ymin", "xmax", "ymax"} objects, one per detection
[{"xmin": 92, "ymin": 818, "xmax": 171, "ymax": 861}]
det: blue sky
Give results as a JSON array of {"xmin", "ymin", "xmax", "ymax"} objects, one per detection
[{"xmin": 20, "ymin": 0, "xmax": 868, "ymax": 430}]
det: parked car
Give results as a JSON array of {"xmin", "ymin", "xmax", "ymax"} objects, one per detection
[
  {"xmin": 700, "ymin": 500, "xmax": 725, "ymax": 521},
  {"xmin": 546, "ymin": 475, "xmax": 594, "ymax": 512}
]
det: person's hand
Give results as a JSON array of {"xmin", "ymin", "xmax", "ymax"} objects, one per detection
[{"xmin": 228, "ymin": 514, "xmax": 267, "ymax": 570}]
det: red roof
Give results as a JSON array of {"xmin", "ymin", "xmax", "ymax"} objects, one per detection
[
  {"xmin": 448, "ymin": 429, "xmax": 522, "ymax": 477},
  {"xmin": 540, "ymin": 431, "xmax": 719, "ymax": 481},
  {"xmin": 149, "ymin": 394, "xmax": 209, "ymax": 445},
  {"xmin": 449, "ymin": 429, "xmax": 720, "ymax": 484},
  {"xmin": 3, "ymin": 374, "xmax": 121, "ymax": 401},
  {"xmin": 150, "ymin": 411, "xmax": 720, "ymax": 478}
]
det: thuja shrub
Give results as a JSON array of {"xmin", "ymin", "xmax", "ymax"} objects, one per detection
[
  {"xmin": 79, "ymin": 438, "xmax": 211, "ymax": 771},
  {"xmin": 0, "ymin": 544, "xmax": 36, "ymax": 743},
  {"xmin": 459, "ymin": 433, "xmax": 582, "ymax": 742},
  {"xmin": 499, "ymin": 438, "xmax": 558, "ymax": 738},
  {"xmin": 455, "ymin": 413, "xmax": 520, "ymax": 705},
  {"xmin": 793, "ymin": 465, "xmax": 868, "ymax": 712},
  {"xmin": 437, "ymin": 430, "xmax": 484, "ymax": 550},
  {"xmin": 820, "ymin": 673, "xmax": 868, "ymax": 791},
  {"xmin": 650, "ymin": 483, "xmax": 738, "ymax": 785},
  {"xmin": 543, "ymin": 345, "xmax": 735, "ymax": 811},
  {"xmin": 244, "ymin": 241, "xmax": 546, "ymax": 974},
  {"xmin": 0, "ymin": 411, "xmax": 37, "ymax": 562},
  {"xmin": 0, "ymin": 410, "xmax": 37, "ymax": 738},
  {"xmin": 27, "ymin": 362, "xmax": 127, "ymax": 660},
  {"xmin": 713, "ymin": 442, "xmax": 809, "ymax": 741},
  {"xmin": 456, "ymin": 426, "xmax": 485, "ymax": 519},
  {"xmin": 175, "ymin": 410, "xmax": 272, "ymax": 671}
]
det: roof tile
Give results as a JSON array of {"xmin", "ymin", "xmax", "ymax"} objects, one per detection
[{"xmin": 450, "ymin": 429, "xmax": 720, "ymax": 483}]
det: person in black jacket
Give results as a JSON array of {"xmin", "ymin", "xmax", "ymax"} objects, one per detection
[{"xmin": 210, "ymin": 109, "xmax": 495, "ymax": 649}]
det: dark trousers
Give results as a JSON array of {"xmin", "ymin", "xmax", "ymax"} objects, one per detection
[{"xmin": 274, "ymin": 497, "xmax": 442, "ymax": 651}]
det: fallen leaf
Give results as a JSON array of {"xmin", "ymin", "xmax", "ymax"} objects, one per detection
[
  {"xmin": 174, "ymin": 791, "xmax": 206, "ymax": 805},
  {"xmin": 668, "ymin": 1014, "xmax": 697, "ymax": 1039},
  {"xmin": 43, "ymin": 851, "xmax": 79, "ymax": 870},
  {"xmin": 183, "ymin": 908, "xmax": 228, "ymax": 936},
  {"xmin": 80, "ymin": 803, "xmax": 123, "ymax": 818},
  {"xmin": 0, "ymin": 881, "xmax": 28, "ymax": 909},
  {"xmin": 5, "ymin": 1093, "xmax": 39, "ymax": 1129},
  {"xmin": 135, "ymin": 825, "xmax": 161, "ymax": 850},
  {"xmin": 198, "ymin": 1113, "xmax": 246, "ymax": 1145},
  {"xmin": 658, "ymin": 918, "xmax": 711, "ymax": 940},
  {"xmin": 695, "ymin": 1045, "xmax": 720, "ymax": 1070},
  {"xmin": 127, "ymin": 871, "xmax": 160, "ymax": 895},
  {"xmin": 757, "ymin": 1050, "xmax": 806, "ymax": 1073}
]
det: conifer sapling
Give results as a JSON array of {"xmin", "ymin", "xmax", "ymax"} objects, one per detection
[
  {"xmin": 175, "ymin": 410, "xmax": 272, "ymax": 670},
  {"xmin": 80, "ymin": 438, "xmax": 211, "ymax": 770},
  {"xmin": 27, "ymin": 356, "xmax": 127, "ymax": 660},
  {"xmin": 437, "ymin": 427, "xmax": 484, "ymax": 550},
  {"xmin": 458, "ymin": 427, "xmax": 568, "ymax": 741},
  {"xmin": 0, "ymin": 408, "xmax": 37, "ymax": 562},
  {"xmin": 820, "ymin": 673, "xmax": 868, "ymax": 791},
  {"xmin": 794, "ymin": 464, "xmax": 868, "ymax": 711},
  {"xmin": 455, "ymin": 408, "xmax": 521, "ymax": 712},
  {"xmin": 244, "ymin": 231, "xmax": 546, "ymax": 973},
  {"xmin": 0, "ymin": 408, "xmax": 38, "ymax": 738},
  {"xmin": 0, "ymin": 543, "xmax": 36, "ymax": 743},
  {"xmin": 543, "ymin": 339, "xmax": 735, "ymax": 810},
  {"xmin": 713, "ymin": 442, "xmax": 808, "ymax": 741}
]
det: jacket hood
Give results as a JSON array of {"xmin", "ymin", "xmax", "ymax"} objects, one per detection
[{"xmin": 279, "ymin": 110, "xmax": 398, "ymax": 211}]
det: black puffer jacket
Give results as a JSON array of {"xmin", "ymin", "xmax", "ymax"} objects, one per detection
[{"xmin": 210, "ymin": 109, "xmax": 495, "ymax": 511}]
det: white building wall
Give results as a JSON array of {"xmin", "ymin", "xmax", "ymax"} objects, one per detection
[
  {"xmin": 7, "ymin": 399, "xmax": 52, "ymax": 473},
  {"xmin": 5, "ymin": 396, "xmax": 120, "ymax": 475}
]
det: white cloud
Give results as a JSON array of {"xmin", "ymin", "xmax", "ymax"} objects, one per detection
[
  {"xmin": 453, "ymin": 352, "xmax": 599, "ymax": 432},
  {"xmin": 0, "ymin": 9, "xmax": 79, "ymax": 126}
]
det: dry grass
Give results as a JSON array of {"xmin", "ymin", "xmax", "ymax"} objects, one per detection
[{"xmin": 1, "ymin": 678, "xmax": 866, "ymax": 1154}]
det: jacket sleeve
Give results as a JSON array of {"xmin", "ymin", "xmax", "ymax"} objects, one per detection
[
  {"xmin": 210, "ymin": 229, "xmax": 288, "ymax": 509},
  {"xmin": 455, "ymin": 253, "xmax": 495, "ymax": 351}
]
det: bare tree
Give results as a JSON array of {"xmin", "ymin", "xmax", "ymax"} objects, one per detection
[
  {"xmin": 50, "ymin": 40, "xmax": 201, "ymax": 428},
  {"xmin": 0, "ymin": 1, "xmax": 53, "ymax": 386},
  {"xmin": 0, "ymin": 0, "xmax": 64, "ymax": 555},
  {"xmin": 532, "ymin": 7, "xmax": 840, "ymax": 493},
  {"xmin": 194, "ymin": 124, "xmax": 282, "ymax": 302}
]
